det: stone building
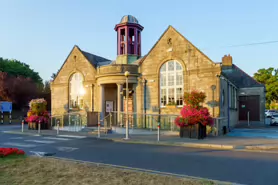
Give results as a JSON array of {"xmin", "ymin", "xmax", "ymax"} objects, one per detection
[{"xmin": 51, "ymin": 15, "xmax": 265, "ymax": 130}]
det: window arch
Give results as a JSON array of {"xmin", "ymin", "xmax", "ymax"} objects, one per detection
[
  {"xmin": 160, "ymin": 60, "xmax": 183, "ymax": 107},
  {"xmin": 69, "ymin": 73, "xmax": 85, "ymax": 109}
]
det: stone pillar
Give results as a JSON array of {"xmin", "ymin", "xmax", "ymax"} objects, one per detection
[
  {"xmin": 117, "ymin": 83, "xmax": 123, "ymax": 126},
  {"xmin": 133, "ymin": 84, "xmax": 137, "ymax": 127},
  {"xmin": 99, "ymin": 84, "xmax": 105, "ymax": 124}
]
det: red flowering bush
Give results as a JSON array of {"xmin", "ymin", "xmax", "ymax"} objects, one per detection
[
  {"xmin": 184, "ymin": 90, "xmax": 206, "ymax": 108},
  {"xmin": 0, "ymin": 148, "xmax": 25, "ymax": 157},
  {"xmin": 175, "ymin": 90, "xmax": 213, "ymax": 127}
]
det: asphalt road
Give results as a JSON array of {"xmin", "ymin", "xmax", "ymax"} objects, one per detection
[{"xmin": 1, "ymin": 128, "xmax": 278, "ymax": 185}]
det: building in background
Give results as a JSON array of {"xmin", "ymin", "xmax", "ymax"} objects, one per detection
[{"xmin": 50, "ymin": 15, "xmax": 265, "ymax": 129}]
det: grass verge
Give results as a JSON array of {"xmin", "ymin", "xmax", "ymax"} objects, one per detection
[{"xmin": 0, "ymin": 156, "xmax": 219, "ymax": 185}]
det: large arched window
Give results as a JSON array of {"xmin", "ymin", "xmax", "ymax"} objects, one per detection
[
  {"xmin": 160, "ymin": 60, "xmax": 183, "ymax": 107},
  {"xmin": 69, "ymin": 73, "xmax": 85, "ymax": 109}
]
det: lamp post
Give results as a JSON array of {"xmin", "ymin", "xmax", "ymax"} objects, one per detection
[{"xmin": 124, "ymin": 71, "xmax": 130, "ymax": 140}]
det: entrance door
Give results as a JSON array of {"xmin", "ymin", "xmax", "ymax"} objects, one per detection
[{"xmin": 239, "ymin": 95, "xmax": 260, "ymax": 121}]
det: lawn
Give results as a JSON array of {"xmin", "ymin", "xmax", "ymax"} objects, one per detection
[{"xmin": 0, "ymin": 156, "xmax": 218, "ymax": 185}]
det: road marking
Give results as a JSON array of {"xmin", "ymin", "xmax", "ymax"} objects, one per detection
[
  {"xmin": 43, "ymin": 137, "xmax": 71, "ymax": 141},
  {"xmin": 56, "ymin": 147, "xmax": 78, "ymax": 152},
  {"xmin": 25, "ymin": 140, "xmax": 55, "ymax": 144},
  {"xmin": 30, "ymin": 151, "xmax": 56, "ymax": 157},
  {"xmin": 10, "ymin": 137, "xmax": 24, "ymax": 140},
  {"xmin": 58, "ymin": 135, "xmax": 87, "ymax": 139},
  {"xmin": 2, "ymin": 142, "xmax": 36, "ymax": 148}
]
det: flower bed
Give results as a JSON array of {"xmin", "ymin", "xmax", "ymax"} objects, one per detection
[{"xmin": 0, "ymin": 148, "xmax": 25, "ymax": 157}]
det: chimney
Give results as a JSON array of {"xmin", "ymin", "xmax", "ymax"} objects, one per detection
[{"xmin": 222, "ymin": 54, "xmax": 233, "ymax": 66}]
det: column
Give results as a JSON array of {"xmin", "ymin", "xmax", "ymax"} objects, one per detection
[
  {"xmin": 133, "ymin": 84, "xmax": 137, "ymax": 127},
  {"xmin": 117, "ymin": 83, "xmax": 123, "ymax": 126},
  {"xmin": 99, "ymin": 84, "xmax": 105, "ymax": 124}
]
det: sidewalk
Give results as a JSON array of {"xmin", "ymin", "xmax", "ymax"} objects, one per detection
[{"xmin": 3, "ymin": 127, "xmax": 278, "ymax": 152}]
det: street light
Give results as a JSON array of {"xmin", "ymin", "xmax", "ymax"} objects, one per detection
[{"xmin": 124, "ymin": 71, "xmax": 130, "ymax": 140}]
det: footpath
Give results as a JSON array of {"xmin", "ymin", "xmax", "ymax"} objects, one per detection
[{"xmin": 3, "ymin": 126, "xmax": 278, "ymax": 153}]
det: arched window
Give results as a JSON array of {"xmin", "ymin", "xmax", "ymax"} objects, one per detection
[
  {"xmin": 160, "ymin": 60, "xmax": 183, "ymax": 107},
  {"xmin": 69, "ymin": 73, "xmax": 85, "ymax": 109}
]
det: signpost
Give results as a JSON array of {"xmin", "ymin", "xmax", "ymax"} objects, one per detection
[{"xmin": 0, "ymin": 102, "xmax": 12, "ymax": 124}]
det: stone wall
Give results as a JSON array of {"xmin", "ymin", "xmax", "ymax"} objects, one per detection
[
  {"xmin": 51, "ymin": 46, "xmax": 96, "ymax": 116},
  {"xmin": 139, "ymin": 26, "xmax": 222, "ymax": 116}
]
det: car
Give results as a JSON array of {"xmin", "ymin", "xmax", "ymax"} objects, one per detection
[
  {"xmin": 270, "ymin": 114, "xmax": 278, "ymax": 126},
  {"xmin": 266, "ymin": 110, "xmax": 277, "ymax": 118}
]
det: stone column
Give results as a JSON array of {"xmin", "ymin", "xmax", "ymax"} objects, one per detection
[
  {"xmin": 133, "ymin": 84, "xmax": 137, "ymax": 128},
  {"xmin": 117, "ymin": 83, "xmax": 123, "ymax": 126},
  {"xmin": 99, "ymin": 84, "xmax": 105, "ymax": 124}
]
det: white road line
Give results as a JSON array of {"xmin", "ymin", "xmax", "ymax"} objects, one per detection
[
  {"xmin": 56, "ymin": 147, "xmax": 78, "ymax": 152},
  {"xmin": 43, "ymin": 137, "xmax": 71, "ymax": 141},
  {"xmin": 2, "ymin": 142, "xmax": 37, "ymax": 148},
  {"xmin": 25, "ymin": 140, "xmax": 56, "ymax": 144},
  {"xmin": 10, "ymin": 137, "xmax": 24, "ymax": 140},
  {"xmin": 58, "ymin": 135, "xmax": 87, "ymax": 139}
]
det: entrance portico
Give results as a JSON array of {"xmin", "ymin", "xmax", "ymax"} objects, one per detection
[{"xmin": 96, "ymin": 64, "xmax": 139, "ymax": 125}]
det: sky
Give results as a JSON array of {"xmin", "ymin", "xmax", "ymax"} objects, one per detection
[{"xmin": 0, "ymin": 0, "xmax": 277, "ymax": 81}]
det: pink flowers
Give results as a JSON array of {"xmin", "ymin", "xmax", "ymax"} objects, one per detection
[
  {"xmin": 0, "ymin": 148, "xmax": 25, "ymax": 157},
  {"xmin": 175, "ymin": 90, "xmax": 213, "ymax": 127}
]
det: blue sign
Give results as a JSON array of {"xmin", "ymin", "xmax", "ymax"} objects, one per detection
[{"xmin": 0, "ymin": 102, "xmax": 12, "ymax": 113}]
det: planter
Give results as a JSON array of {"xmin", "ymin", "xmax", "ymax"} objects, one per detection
[{"xmin": 179, "ymin": 123, "xmax": 206, "ymax": 139}]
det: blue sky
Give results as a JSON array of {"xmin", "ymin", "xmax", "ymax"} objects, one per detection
[{"xmin": 0, "ymin": 0, "xmax": 277, "ymax": 81}]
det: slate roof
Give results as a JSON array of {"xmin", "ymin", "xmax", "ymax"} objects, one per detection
[
  {"xmin": 80, "ymin": 50, "xmax": 112, "ymax": 67},
  {"xmin": 221, "ymin": 64, "xmax": 264, "ymax": 88}
]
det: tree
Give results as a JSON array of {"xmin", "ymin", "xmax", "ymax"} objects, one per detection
[
  {"xmin": 0, "ymin": 72, "xmax": 39, "ymax": 109},
  {"xmin": 0, "ymin": 57, "xmax": 43, "ymax": 87},
  {"xmin": 254, "ymin": 67, "xmax": 278, "ymax": 108}
]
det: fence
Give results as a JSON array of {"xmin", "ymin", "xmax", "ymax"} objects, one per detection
[{"xmin": 51, "ymin": 112, "xmax": 87, "ymax": 132}]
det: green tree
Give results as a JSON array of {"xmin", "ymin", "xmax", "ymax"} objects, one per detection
[
  {"xmin": 254, "ymin": 67, "xmax": 278, "ymax": 109},
  {"xmin": 0, "ymin": 57, "xmax": 43, "ymax": 87}
]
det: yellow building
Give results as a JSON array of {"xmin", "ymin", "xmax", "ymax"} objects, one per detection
[{"xmin": 51, "ymin": 15, "xmax": 265, "ymax": 130}]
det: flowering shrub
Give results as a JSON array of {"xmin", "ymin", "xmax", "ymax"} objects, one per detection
[
  {"xmin": 175, "ymin": 90, "xmax": 213, "ymax": 127},
  {"xmin": 0, "ymin": 148, "xmax": 25, "ymax": 157},
  {"xmin": 184, "ymin": 90, "xmax": 206, "ymax": 108},
  {"xmin": 26, "ymin": 98, "xmax": 50, "ymax": 124}
]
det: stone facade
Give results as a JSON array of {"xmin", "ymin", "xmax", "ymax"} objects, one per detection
[
  {"xmin": 51, "ymin": 15, "xmax": 265, "ymax": 130},
  {"xmin": 139, "ymin": 26, "xmax": 221, "ymax": 116}
]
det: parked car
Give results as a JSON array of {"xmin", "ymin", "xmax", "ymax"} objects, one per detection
[
  {"xmin": 270, "ymin": 114, "xmax": 278, "ymax": 126},
  {"xmin": 266, "ymin": 110, "xmax": 277, "ymax": 118}
]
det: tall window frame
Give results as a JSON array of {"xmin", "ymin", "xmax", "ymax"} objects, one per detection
[
  {"xmin": 69, "ymin": 72, "xmax": 85, "ymax": 109},
  {"xmin": 160, "ymin": 60, "xmax": 184, "ymax": 107}
]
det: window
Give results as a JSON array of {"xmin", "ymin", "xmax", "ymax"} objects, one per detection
[
  {"xmin": 69, "ymin": 73, "xmax": 85, "ymax": 109},
  {"xmin": 160, "ymin": 61, "xmax": 183, "ymax": 107}
]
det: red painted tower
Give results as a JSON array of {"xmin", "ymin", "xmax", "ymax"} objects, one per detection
[{"xmin": 114, "ymin": 15, "xmax": 144, "ymax": 64}]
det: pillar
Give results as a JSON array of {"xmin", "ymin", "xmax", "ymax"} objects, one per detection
[
  {"xmin": 99, "ymin": 84, "xmax": 105, "ymax": 124},
  {"xmin": 133, "ymin": 84, "xmax": 137, "ymax": 127},
  {"xmin": 117, "ymin": 83, "xmax": 123, "ymax": 126}
]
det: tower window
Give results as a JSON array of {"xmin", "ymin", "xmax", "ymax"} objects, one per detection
[{"xmin": 129, "ymin": 28, "xmax": 135, "ymax": 54}]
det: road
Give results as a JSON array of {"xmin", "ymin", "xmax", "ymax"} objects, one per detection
[{"xmin": 1, "ymin": 126, "xmax": 278, "ymax": 185}]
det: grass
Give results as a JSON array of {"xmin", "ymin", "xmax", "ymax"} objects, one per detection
[{"xmin": 0, "ymin": 156, "xmax": 219, "ymax": 185}]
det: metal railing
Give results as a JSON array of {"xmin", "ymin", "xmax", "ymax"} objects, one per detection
[{"xmin": 51, "ymin": 112, "xmax": 87, "ymax": 132}]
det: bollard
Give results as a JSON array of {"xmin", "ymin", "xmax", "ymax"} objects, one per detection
[
  {"xmin": 21, "ymin": 120, "xmax": 24, "ymax": 132},
  {"xmin": 98, "ymin": 121, "xmax": 101, "ymax": 138},
  {"xmin": 0, "ymin": 112, "xmax": 3, "ymax": 124},
  {"xmin": 157, "ymin": 122, "xmax": 160, "ymax": 142},
  {"xmin": 38, "ymin": 121, "xmax": 41, "ymax": 135},
  {"xmin": 9, "ymin": 111, "xmax": 12, "ymax": 124},
  {"xmin": 247, "ymin": 111, "xmax": 250, "ymax": 127},
  {"xmin": 57, "ymin": 121, "xmax": 60, "ymax": 135}
]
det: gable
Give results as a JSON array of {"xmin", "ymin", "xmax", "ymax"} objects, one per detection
[
  {"xmin": 53, "ymin": 45, "xmax": 110, "ymax": 84},
  {"xmin": 140, "ymin": 26, "xmax": 219, "ymax": 75}
]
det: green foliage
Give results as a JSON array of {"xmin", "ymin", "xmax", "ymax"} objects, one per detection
[
  {"xmin": 0, "ymin": 57, "xmax": 43, "ymax": 87},
  {"xmin": 184, "ymin": 90, "xmax": 206, "ymax": 109},
  {"xmin": 254, "ymin": 68, "xmax": 278, "ymax": 109}
]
